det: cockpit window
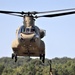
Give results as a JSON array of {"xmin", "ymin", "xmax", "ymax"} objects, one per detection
[
  {"xmin": 25, "ymin": 28, "xmax": 30, "ymax": 33},
  {"xmin": 21, "ymin": 28, "xmax": 25, "ymax": 32},
  {"xmin": 25, "ymin": 28, "xmax": 35, "ymax": 33},
  {"xmin": 31, "ymin": 28, "xmax": 35, "ymax": 32},
  {"xmin": 18, "ymin": 25, "xmax": 36, "ymax": 34}
]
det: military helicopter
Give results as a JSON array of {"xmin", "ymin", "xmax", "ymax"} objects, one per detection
[{"xmin": 0, "ymin": 8, "xmax": 75, "ymax": 63}]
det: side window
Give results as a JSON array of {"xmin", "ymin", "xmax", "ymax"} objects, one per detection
[
  {"xmin": 18, "ymin": 26, "xmax": 25, "ymax": 34},
  {"xmin": 34, "ymin": 26, "xmax": 40, "ymax": 35},
  {"xmin": 25, "ymin": 28, "xmax": 30, "ymax": 33},
  {"xmin": 21, "ymin": 27, "xmax": 25, "ymax": 33},
  {"xmin": 31, "ymin": 28, "xmax": 35, "ymax": 32}
]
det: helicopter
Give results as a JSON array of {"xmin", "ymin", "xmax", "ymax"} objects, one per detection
[{"xmin": 0, "ymin": 8, "xmax": 75, "ymax": 63}]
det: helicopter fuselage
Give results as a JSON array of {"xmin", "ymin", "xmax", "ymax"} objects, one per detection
[
  {"xmin": 12, "ymin": 26, "xmax": 45, "ymax": 57},
  {"xmin": 12, "ymin": 16, "xmax": 45, "ymax": 58}
]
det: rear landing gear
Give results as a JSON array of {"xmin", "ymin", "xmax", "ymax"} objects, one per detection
[
  {"xmin": 12, "ymin": 53, "xmax": 17, "ymax": 62},
  {"xmin": 40, "ymin": 54, "xmax": 45, "ymax": 63}
]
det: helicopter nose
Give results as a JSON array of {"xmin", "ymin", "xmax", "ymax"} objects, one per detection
[{"xmin": 20, "ymin": 33, "xmax": 35, "ymax": 41}]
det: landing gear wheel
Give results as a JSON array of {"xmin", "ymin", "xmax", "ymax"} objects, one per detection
[
  {"xmin": 40, "ymin": 54, "xmax": 45, "ymax": 63},
  {"xmin": 12, "ymin": 53, "xmax": 14, "ymax": 59},
  {"xmin": 40, "ymin": 54, "xmax": 42, "ymax": 60},
  {"xmin": 11, "ymin": 53, "xmax": 17, "ymax": 62},
  {"xmin": 15, "ymin": 54, "xmax": 17, "ymax": 62},
  {"xmin": 42, "ymin": 54, "xmax": 45, "ymax": 63}
]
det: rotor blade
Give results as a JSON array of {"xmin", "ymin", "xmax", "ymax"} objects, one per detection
[
  {"xmin": 0, "ymin": 10, "xmax": 22, "ymax": 14},
  {"xmin": 36, "ymin": 8, "xmax": 75, "ymax": 14},
  {"xmin": 0, "ymin": 10, "xmax": 36, "ymax": 15},
  {"xmin": 37, "ymin": 11, "xmax": 75, "ymax": 18},
  {"xmin": 7, "ymin": 13, "xmax": 23, "ymax": 17},
  {"xmin": 0, "ymin": 11, "xmax": 23, "ymax": 17}
]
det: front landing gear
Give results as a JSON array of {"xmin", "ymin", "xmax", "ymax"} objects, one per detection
[
  {"xmin": 12, "ymin": 53, "xmax": 17, "ymax": 62},
  {"xmin": 40, "ymin": 54, "xmax": 45, "ymax": 63}
]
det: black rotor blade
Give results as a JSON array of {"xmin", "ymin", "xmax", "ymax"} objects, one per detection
[
  {"xmin": 0, "ymin": 11, "xmax": 23, "ymax": 17},
  {"xmin": 0, "ymin": 10, "xmax": 37, "ymax": 15},
  {"xmin": 0, "ymin": 10, "xmax": 22, "ymax": 14},
  {"xmin": 0, "ymin": 10, "xmax": 38, "ymax": 15},
  {"xmin": 37, "ymin": 11, "xmax": 75, "ymax": 18},
  {"xmin": 7, "ymin": 13, "xmax": 23, "ymax": 17},
  {"xmin": 36, "ymin": 8, "xmax": 75, "ymax": 14}
]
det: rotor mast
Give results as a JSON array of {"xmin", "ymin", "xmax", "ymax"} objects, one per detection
[{"xmin": 23, "ymin": 15, "xmax": 35, "ymax": 27}]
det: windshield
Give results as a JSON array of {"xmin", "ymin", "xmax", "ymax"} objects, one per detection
[
  {"xmin": 25, "ymin": 28, "xmax": 30, "ymax": 33},
  {"xmin": 18, "ymin": 26, "xmax": 35, "ymax": 34},
  {"xmin": 25, "ymin": 28, "xmax": 35, "ymax": 33}
]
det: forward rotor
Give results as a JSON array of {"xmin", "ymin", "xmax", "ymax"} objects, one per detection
[{"xmin": 0, "ymin": 8, "xmax": 75, "ymax": 18}]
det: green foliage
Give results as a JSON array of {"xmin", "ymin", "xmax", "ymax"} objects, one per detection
[
  {"xmin": 0, "ymin": 63, "xmax": 5, "ymax": 75},
  {"xmin": 0, "ymin": 57, "xmax": 75, "ymax": 75}
]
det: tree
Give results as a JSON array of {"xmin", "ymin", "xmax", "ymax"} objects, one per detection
[{"xmin": 0, "ymin": 63, "xmax": 5, "ymax": 75}]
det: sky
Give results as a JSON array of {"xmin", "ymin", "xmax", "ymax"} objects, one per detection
[{"xmin": 0, "ymin": 0, "xmax": 75, "ymax": 59}]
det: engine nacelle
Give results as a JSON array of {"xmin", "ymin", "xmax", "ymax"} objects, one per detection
[{"xmin": 40, "ymin": 30, "xmax": 46, "ymax": 38}]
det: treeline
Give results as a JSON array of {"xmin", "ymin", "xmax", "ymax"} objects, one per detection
[{"xmin": 0, "ymin": 57, "xmax": 75, "ymax": 75}]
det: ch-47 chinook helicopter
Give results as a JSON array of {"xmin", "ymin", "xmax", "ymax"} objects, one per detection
[{"xmin": 0, "ymin": 8, "xmax": 75, "ymax": 63}]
